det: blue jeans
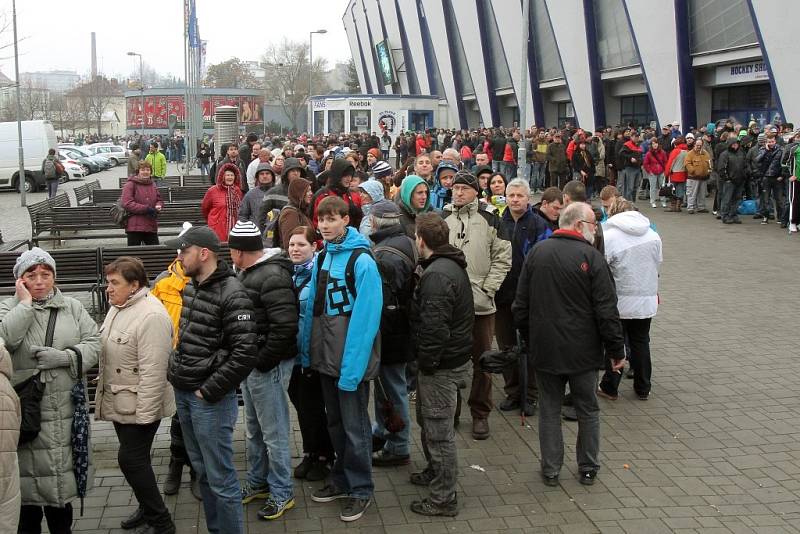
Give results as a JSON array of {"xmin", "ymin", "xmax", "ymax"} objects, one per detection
[
  {"xmin": 372, "ymin": 363, "xmax": 410, "ymax": 456},
  {"xmin": 530, "ymin": 162, "xmax": 546, "ymax": 191},
  {"xmin": 320, "ymin": 375, "xmax": 374, "ymax": 499},
  {"xmin": 175, "ymin": 389, "xmax": 243, "ymax": 534},
  {"xmin": 242, "ymin": 359, "xmax": 294, "ymax": 503},
  {"xmin": 502, "ymin": 161, "xmax": 516, "ymax": 179},
  {"xmin": 619, "ymin": 167, "xmax": 641, "ymax": 201},
  {"xmin": 200, "ymin": 162, "xmax": 210, "ymax": 176}
]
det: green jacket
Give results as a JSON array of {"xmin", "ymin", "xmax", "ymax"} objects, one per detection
[
  {"xmin": 145, "ymin": 151, "xmax": 167, "ymax": 178},
  {"xmin": 0, "ymin": 291, "xmax": 100, "ymax": 507}
]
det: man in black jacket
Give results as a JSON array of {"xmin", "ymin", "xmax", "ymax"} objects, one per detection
[
  {"xmin": 228, "ymin": 220, "xmax": 299, "ymax": 521},
  {"xmin": 512, "ymin": 203, "xmax": 624, "ymax": 488},
  {"xmin": 165, "ymin": 226, "xmax": 258, "ymax": 534},
  {"xmin": 367, "ymin": 202, "xmax": 417, "ymax": 468},
  {"xmin": 719, "ymin": 137, "xmax": 747, "ymax": 225},
  {"xmin": 408, "ymin": 213, "xmax": 473, "ymax": 517}
]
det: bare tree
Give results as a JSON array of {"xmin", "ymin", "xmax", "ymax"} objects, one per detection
[
  {"xmin": 262, "ymin": 39, "xmax": 330, "ymax": 131},
  {"xmin": 203, "ymin": 58, "xmax": 259, "ymax": 89},
  {"xmin": 19, "ymin": 79, "xmax": 49, "ymax": 120},
  {"xmin": 68, "ymin": 76, "xmax": 123, "ymax": 135}
]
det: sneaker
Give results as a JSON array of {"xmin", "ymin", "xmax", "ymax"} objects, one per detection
[
  {"xmin": 340, "ymin": 497, "xmax": 371, "ymax": 522},
  {"xmin": 305, "ymin": 458, "xmax": 331, "ymax": 482},
  {"xmin": 687, "ymin": 209, "xmax": 695, "ymax": 214},
  {"xmin": 761, "ymin": 217, "xmax": 768, "ymax": 225},
  {"xmin": 241, "ymin": 481, "xmax": 269, "ymax": 504},
  {"xmin": 410, "ymin": 468, "xmax": 436, "ymax": 486},
  {"xmin": 372, "ymin": 450, "xmax": 410, "ymax": 467},
  {"xmin": 597, "ymin": 388, "xmax": 618, "ymax": 401},
  {"xmin": 790, "ymin": 224, "xmax": 798, "ymax": 233},
  {"xmin": 651, "ymin": 202, "xmax": 657, "ymax": 208},
  {"xmin": 637, "ymin": 392, "xmax": 650, "ymax": 401},
  {"xmin": 311, "ymin": 484, "xmax": 348, "ymax": 503},
  {"xmin": 257, "ymin": 496, "xmax": 295, "ymax": 520},
  {"xmin": 293, "ymin": 455, "xmax": 314, "ymax": 479},
  {"xmin": 542, "ymin": 473, "xmax": 559, "ymax": 487},
  {"xmin": 410, "ymin": 497, "xmax": 458, "ymax": 517},
  {"xmin": 408, "ymin": 390, "xmax": 417, "ymax": 403},
  {"xmin": 579, "ymin": 470, "xmax": 597, "ymax": 486}
]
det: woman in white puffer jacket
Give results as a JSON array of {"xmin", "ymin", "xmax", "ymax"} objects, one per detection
[{"xmin": 598, "ymin": 197, "xmax": 662, "ymax": 401}]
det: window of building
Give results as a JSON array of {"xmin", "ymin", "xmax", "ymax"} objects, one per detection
[
  {"xmin": 594, "ymin": 0, "xmax": 639, "ymax": 70},
  {"xmin": 478, "ymin": 0, "xmax": 514, "ymax": 91},
  {"xmin": 711, "ymin": 84, "xmax": 780, "ymax": 128},
  {"xmin": 689, "ymin": 0, "xmax": 757, "ymax": 54},
  {"xmin": 350, "ymin": 109, "xmax": 371, "ymax": 133},
  {"xmin": 313, "ymin": 111, "xmax": 324, "ymax": 135},
  {"xmin": 557, "ymin": 102, "xmax": 575, "ymax": 128},
  {"xmin": 531, "ymin": 0, "xmax": 564, "ymax": 81},
  {"xmin": 328, "ymin": 110, "xmax": 345, "ymax": 133},
  {"xmin": 620, "ymin": 95, "xmax": 655, "ymax": 128}
]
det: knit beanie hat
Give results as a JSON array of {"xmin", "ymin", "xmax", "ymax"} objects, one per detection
[
  {"xmin": 452, "ymin": 169, "xmax": 480, "ymax": 192},
  {"xmin": 14, "ymin": 247, "xmax": 56, "ymax": 279},
  {"xmin": 228, "ymin": 220, "xmax": 264, "ymax": 251},
  {"xmin": 368, "ymin": 148, "xmax": 381, "ymax": 159},
  {"xmin": 372, "ymin": 160, "xmax": 393, "ymax": 178}
]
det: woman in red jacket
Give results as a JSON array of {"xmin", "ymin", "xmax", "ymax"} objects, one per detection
[
  {"xmin": 643, "ymin": 139, "xmax": 668, "ymax": 208},
  {"xmin": 201, "ymin": 162, "xmax": 243, "ymax": 242},
  {"xmin": 121, "ymin": 159, "xmax": 164, "ymax": 245},
  {"xmin": 664, "ymin": 137, "xmax": 688, "ymax": 212}
]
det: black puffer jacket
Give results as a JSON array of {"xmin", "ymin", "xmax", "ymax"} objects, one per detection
[
  {"xmin": 371, "ymin": 225, "xmax": 417, "ymax": 365},
  {"xmin": 719, "ymin": 139, "xmax": 747, "ymax": 184},
  {"xmin": 512, "ymin": 231, "xmax": 624, "ymax": 375},
  {"xmin": 410, "ymin": 245, "xmax": 474, "ymax": 374},
  {"xmin": 168, "ymin": 260, "xmax": 258, "ymax": 402},
  {"xmin": 237, "ymin": 251, "xmax": 299, "ymax": 372}
]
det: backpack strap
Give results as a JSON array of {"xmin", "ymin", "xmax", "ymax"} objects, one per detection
[
  {"xmin": 344, "ymin": 248, "xmax": 370, "ymax": 298},
  {"xmin": 373, "ymin": 245, "xmax": 417, "ymax": 273}
]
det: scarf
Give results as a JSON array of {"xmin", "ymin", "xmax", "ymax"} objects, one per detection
[
  {"xmin": 32, "ymin": 289, "xmax": 55, "ymax": 307},
  {"xmin": 223, "ymin": 184, "xmax": 242, "ymax": 237}
]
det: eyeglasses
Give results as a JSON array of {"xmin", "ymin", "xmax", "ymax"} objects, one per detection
[{"xmin": 580, "ymin": 219, "xmax": 598, "ymax": 228}]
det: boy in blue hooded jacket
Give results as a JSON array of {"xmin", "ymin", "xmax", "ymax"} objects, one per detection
[{"xmin": 300, "ymin": 196, "xmax": 382, "ymax": 522}]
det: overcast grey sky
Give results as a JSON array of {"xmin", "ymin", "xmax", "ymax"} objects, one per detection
[{"xmin": 0, "ymin": 0, "xmax": 352, "ymax": 79}]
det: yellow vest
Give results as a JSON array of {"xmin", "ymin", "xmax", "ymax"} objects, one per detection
[{"xmin": 150, "ymin": 259, "xmax": 189, "ymax": 347}]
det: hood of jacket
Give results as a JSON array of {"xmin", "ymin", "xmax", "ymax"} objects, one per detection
[
  {"xmin": 324, "ymin": 226, "xmax": 372, "ymax": 255},
  {"xmin": 604, "ymin": 210, "xmax": 651, "ymax": 236},
  {"xmin": 421, "ymin": 244, "xmax": 467, "ymax": 269},
  {"xmin": 0, "ymin": 338, "xmax": 10, "ymax": 380},
  {"xmin": 370, "ymin": 223, "xmax": 406, "ymax": 244},
  {"xmin": 328, "ymin": 159, "xmax": 354, "ymax": 193},
  {"xmin": 726, "ymin": 137, "xmax": 741, "ymax": 151},
  {"xmin": 244, "ymin": 249, "xmax": 294, "ymax": 277},
  {"xmin": 399, "ymin": 175, "xmax": 431, "ymax": 213},
  {"xmin": 254, "ymin": 162, "xmax": 275, "ymax": 188},
  {"xmin": 623, "ymin": 140, "xmax": 642, "ymax": 152},
  {"xmin": 359, "ymin": 179, "xmax": 385, "ymax": 203},
  {"xmin": 216, "ymin": 162, "xmax": 242, "ymax": 188},
  {"xmin": 288, "ymin": 177, "xmax": 311, "ymax": 209},
  {"xmin": 282, "ymin": 157, "xmax": 303, "ymax": 180},
  {"xmin": 196, "ymin": 259, "xmax": 235, "ymax": 287}
]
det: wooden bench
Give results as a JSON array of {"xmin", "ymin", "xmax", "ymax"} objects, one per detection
[
  {"xmin": 118, "ymin": 175, "xmax": 181, "ymax": 188},
  {"xmin": 0, "ymin": 230, "xmax": 29, "ymax": 252},
  {"xmin": 28, "ymin": 193, "xmax": 70, "ymax": 244},
  {"xmin": 182, "ymin": 175, "xmax": 211, "ymax": 187},
  {"xmin": 74, "ymin": 179, "xmax": 101, "ymax": 205},
  {"xmin": 168, "ymin": 186, "xmax": 208, "ymax": 203}
]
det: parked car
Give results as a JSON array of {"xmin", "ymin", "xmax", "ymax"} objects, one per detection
[
  {"xmin": 57, "ymin": 155, "xmax": 86, "ymax": 181},
  {"xmin": 0, "ymin": 120, "xmax": 58, "ymax": 192},
  {"xmin": 86, "ymin": 143, "xmax": 128, "ymax": 165},
  {"xmin": 59, "ymin": 149, "xmax": 100, "ymax": 174},
  {"xmin": 59, "ymin": 144, "xmax": 113, "ymax": 170}
]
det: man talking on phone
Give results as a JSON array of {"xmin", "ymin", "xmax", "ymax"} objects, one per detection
[{"xmin": 512, "ymin": 202, "xmax": 624, "ymax": 488}]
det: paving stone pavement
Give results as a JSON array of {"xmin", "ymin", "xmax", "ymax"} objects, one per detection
[{"xmin": 9, "ymin": 174, "xmax": 800, "ymax": 533}]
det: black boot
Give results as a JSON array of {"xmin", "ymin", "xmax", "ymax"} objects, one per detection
[
  {"xmin": 163, "ymin": 460, "xmax": 183, "ymax": 495},
  {"xmin": 190, "ymin": 469, "xmax": 202, "ymax": 501},
  {"xmin": 120, "ymin": 507, "xmax": 146, "ymax": 530}
]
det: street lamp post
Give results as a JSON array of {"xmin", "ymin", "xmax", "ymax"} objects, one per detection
[
  {"xmin": 127, "ymin": 51, "xmax": 144, "ymax": 134},
  {"xmin": 308, "ymin": 29, "xmax": 327, "ymax": 134},
  {"xmin": 12, "ymin": 0, "xmax": 25, "ymax": 206}
]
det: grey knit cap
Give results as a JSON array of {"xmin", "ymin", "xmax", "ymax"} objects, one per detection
[{"xmin": 13, "ymin": 247, "xmax": 56, "ymax": 279}]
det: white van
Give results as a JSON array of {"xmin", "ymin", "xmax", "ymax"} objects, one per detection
[{"xmin": 0, "ymin": 120, "xmax": 58, "ymax": 192}]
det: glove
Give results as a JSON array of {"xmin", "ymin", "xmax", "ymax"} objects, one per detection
[
  {"xmin": 30, "ymin": 345, "xmax": 71, "ymax": 370},
  {"xmin": 146, "ymin": 207, "xmax": 157, "ymax": 217}
]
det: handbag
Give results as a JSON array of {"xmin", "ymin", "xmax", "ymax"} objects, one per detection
[
  {"xmin": 14, "ymin": 308, "xmax": 58, "ymax": 445},
  {"xmin": 659, "ymin": 182, "xmax": 676, "ymax": 198}
]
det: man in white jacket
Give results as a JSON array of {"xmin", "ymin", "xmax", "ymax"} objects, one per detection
[{"xmin": 597, "ymin": 198, "xmax": 662, "ymax": 400}]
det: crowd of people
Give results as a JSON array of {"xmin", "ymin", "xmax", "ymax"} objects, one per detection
[{"xmin": 12, "ymin": 113, "xmax": 800, "ymax": 533}]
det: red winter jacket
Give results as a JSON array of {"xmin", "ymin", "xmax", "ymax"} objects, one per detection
[
  {"xmin": 665, "ymin": 144, "xmax": 689, "ymax": 183},
  {"xmin": 201, "ymin": 162, "xmax": 243, "ymax": 242},
  {"xmin": 121, "ymin": 175, "xmax": 164, "ymax": 233},
  {"xmin": 643, "ymin": 148, "xmax": 667, "ymax": 176}
]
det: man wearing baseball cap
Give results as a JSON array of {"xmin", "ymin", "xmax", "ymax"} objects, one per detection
[
  {"xmin": 165, "ymin": 226, "xmax": 258, "ymax": 534},
  {"xmin": 442, "ymin": 170, "xmax": 511, "ymax": 439}
]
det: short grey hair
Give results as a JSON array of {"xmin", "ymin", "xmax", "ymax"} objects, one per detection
[
  {"xmin": 442, "ymin": 148, "xmax": 461, "ymax": 163},
  {"xmin": 371, "ymin": 214, "xmax": 401, "ymax": 231},
  {"xmin": 558, "ymin": 202, "xmax": 592, "ymax": 230},
  {"xmin": 505, "ymin": 178, "xmax": 530, "ymax": 198}
]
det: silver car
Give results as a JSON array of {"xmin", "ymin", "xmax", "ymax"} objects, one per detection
[{"xmin": 86, "ymin": 144, "xmax": 129, "ymax": 165}]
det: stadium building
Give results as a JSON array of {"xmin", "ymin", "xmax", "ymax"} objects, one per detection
[{"xmin": 342, "ymin": 0, "xmax": 799, "ymax": 131}]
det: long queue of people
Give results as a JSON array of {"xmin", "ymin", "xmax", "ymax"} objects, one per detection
[{"xmin": 0, "ymin": 126, "xmax": 670, "ymax": 534}]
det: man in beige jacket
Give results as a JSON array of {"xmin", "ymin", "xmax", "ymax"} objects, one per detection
[
  {"xmin": 443, "ymin": 170, "xmax": 511, "ymax": 440},
  {"xmin": 0, "ymin": 339, "xmax": 20, "ymax": 533}
]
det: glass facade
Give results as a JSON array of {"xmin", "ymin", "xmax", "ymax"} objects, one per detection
[
  {"xmin": 328, "ymin": 110, "xmax": 345, "ymax": 133},
  {"xmin": 531, "ymin": 0, "xmax": 564, "ymax": 81},
  {"xmin": 557, "ymin": 102, "xmax": 575, "ymax": 128},
  {"xmin": 594, "ymin": 0, "xmax": 639, "ymax": 70},
  {"xmin": 442, "ymin": 0, "xmax": 474, "ymax": 96},
  {"xmin": 689, "ymin": 0, "xmax": 758, "ymax": 54},
  {"xmin": 711, "ymin": 84, "xmax": 780, "ymax": 128},
  {"xmin": 620, "ymin": 95, "xmax": 655, "ymax": 128},
  {"xmin": 479, "ymin": 0, "xmax": 514, "ymax": 90},
  {"xmin": 350, "ymin": 109, "xmax": 371, "ymax": 133}
]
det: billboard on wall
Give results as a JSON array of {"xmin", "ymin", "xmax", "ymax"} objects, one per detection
[
  {"xmin": 127, "ymin": 95, "xmax": 262, "ymax": 129},
  {"xmin": 375, "ymin": 40, "xmax": 396, "ymax": 86}
]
